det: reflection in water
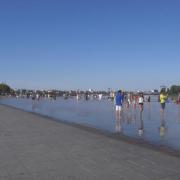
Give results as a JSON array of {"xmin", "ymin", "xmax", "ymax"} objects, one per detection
[
  {"xmin": 115, "ymin": 109, "xmax": 122, "ymax": 133},
  {"xmin": 32, "ymin": 100, "xmax": 36, "ymax": 111},
  {"xmin": 147, "ymin": 102, "xmax": 151, "ymax": 121},
  {"xmin": 159, "ymin": 110, "xmax": 167, "ymax": 138},
  {"xmin": 32, "ymin": 99, "xmax": 41, "ymax": 111},
  {"xmin": 2, "ymin": 96, "xmax": 180, "ymax": 150},
  {"xmin": 124, "ymin": 105, "xmax": 133, "ymax": 124},
  {"xmin": 138, "ymin": 111, "xmax": 144, "ymax": 136},
  {"xmin": 132, "ymin": 104, "xmax": 137, "ymax": 122},
  {"xmin": 177, "ymin": 104, "xmax": 180, "ymax": 123}
]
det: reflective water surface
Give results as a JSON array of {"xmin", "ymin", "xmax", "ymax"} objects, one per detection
[{"xmin": 1, "ymin": 96, "xmax": 180, "ymax": 150}]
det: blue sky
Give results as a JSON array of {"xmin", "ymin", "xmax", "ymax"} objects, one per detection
[{"xmin": 0, "ymin": 0, "xmax": 180, "ymax": 91}]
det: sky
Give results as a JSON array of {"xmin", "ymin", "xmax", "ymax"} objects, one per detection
[{"xmin": 0, "ymin": 0, "xmax": 180, "ymax": 91}]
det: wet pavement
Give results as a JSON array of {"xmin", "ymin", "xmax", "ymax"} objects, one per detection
[
  {"xmin": 0, "ymin": 104, "xmax": 180, "ymax": 180},
  {"xmin": 1, "ymin": 96, "xmax": 180, "ymax": 150}
]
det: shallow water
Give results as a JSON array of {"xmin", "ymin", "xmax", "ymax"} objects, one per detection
[{"xmin": 1, "ymin": 97, "xmax": 180, "ymax": 150}]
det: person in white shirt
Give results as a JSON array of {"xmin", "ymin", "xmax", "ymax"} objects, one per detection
[{"xmin": 138, "ymin": 93, "xmax": 144, "ymax": 112}]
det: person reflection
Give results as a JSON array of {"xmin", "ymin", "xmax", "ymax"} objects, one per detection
[
  {"xmin": 131, "ymin": 96, "xmax": 137, "ymax": 122},
  {"xmin": 125, "ymin": 104, "xmax": 132, "ymax": 124},
  {"xmin": 132, "ymin": 107, "xmax": 137, "ymax": 122},
  {"xmin": 147, "ymin": 99, "xmax": 151, "ymax": 121},
  {"xmin": 176, "ymin": 100, "xmax": 180, "ymax": 123},
  {"xmin": 178, "ymin": 104, "xmax": 180, "ymax": 123},
  {"xmin": 32, "ymin": 94, "xmax": 36, "ymax": 111},
  {"xmin": 138, "ymin": 111, "xmax": 144, "ymax": 136},
  {"xmin": 115, "ymin": 110, "xmax": 122, "ymax": 133},
  {"xmin": 159, "ymin": 110, "xmax": 167, "ymax": 138},
  {"xmin": 137, "ymin": 93, "xmax": 144, "ymax": 136}
]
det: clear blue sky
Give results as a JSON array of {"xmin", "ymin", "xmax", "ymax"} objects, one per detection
[{"xmin": 0, "ymin": 0, "xmax": 180, "ymax": 91}]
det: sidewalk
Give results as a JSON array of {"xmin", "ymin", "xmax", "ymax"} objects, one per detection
[{"xmin": 0, "ymin": 105, "xmax": 180, "ymax": 180}]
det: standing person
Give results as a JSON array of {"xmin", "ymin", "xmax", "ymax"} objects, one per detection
[
  {"xmin": 138, "ymin": 93, "xmax": 144, "ymax": 112},
  {"xmin": 115, "ymin": 90, "xmax": 123, "ymax": 133},
  {"xmin": 126, "ymin": 93, "xmax": 130, "ymax": 109},
  {"xmin": 85, "ymin": 92, "xmax": 89, "ymax": 101},
  {"xmin": 160, "ymin": 89, "xmax": 168, "ymax": 112},
  {"xmin": 31, "ymin": 93, "xmax": 36, "ymax": 110},
  {"xmin": 76, "ymin": 93, "xmax": 79, "ymax": 100},
  {"xmin": 36, "ymin": 93, "xmax": 40, "ymax": 101},
  {"xmin": 159, "ymin": 89, "xmax": 168, "ymax": 138},
  {"xmin": 110, "ymin": 90, "xmax": 115, "ymax": 101},
  {"xmin": 132, "ymin": 95, "xmax": 136, "ymax": 109},
  {"xmin": 115, "ymin": 90, "xmax": 123, "ymax": 112}
]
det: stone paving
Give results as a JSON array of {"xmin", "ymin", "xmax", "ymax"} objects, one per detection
[{"xmin": 0, "ymin": 105, "xmax": 180, "ymax": 180}]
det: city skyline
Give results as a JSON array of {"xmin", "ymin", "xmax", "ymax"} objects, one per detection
[{"xmin": 0, "ymin": 0, "xmax": 180, "ymax": 91}]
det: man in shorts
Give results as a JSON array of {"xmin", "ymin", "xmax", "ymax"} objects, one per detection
[{"xmin": 115, "ymin": 90, "xmax": 123, "ymax": 132}]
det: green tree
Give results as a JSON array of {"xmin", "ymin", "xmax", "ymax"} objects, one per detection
[
  {"xmin": 169, "ymin": 85, "xmax": 180, "ymax": 95},
  {"xmin": 0, "ymin": 83, "xmax": 11, "ymax": 94}
]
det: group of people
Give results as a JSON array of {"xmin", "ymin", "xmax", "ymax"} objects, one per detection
[
  {"xmin": 114, "ymin": 89, "xmax": 169, "ymax": 136},
  {"xmin": 115, "ymin": 90, "xmax": 143, "ymax": 115},
  {"xmin": 115, "ymin": 89, "xmax": 168, "ymax": 115}
]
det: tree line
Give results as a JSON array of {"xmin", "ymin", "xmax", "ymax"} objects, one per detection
[
  {"xmin": 1, "ymin": 83, "xmax": 180, "ymax": 96},
  {"xmin": 169, "ymin": 85, "xmax": 180, "ymax": 95}
]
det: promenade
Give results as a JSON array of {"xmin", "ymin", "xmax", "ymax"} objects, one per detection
[{"xmin": 0, "ymin": 105, "xmax": 180, "ymax": 180}]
